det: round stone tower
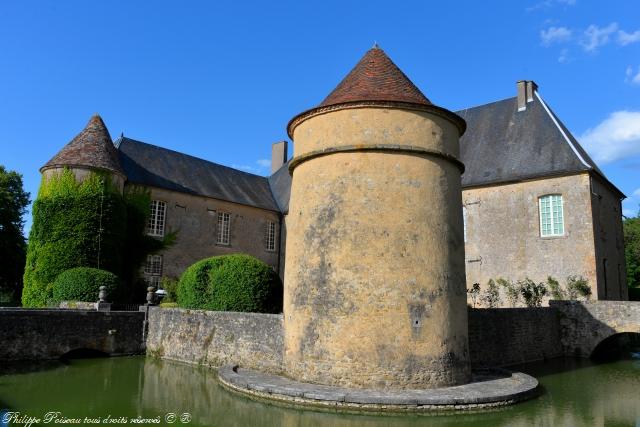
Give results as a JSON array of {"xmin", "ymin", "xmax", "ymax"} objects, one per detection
[
  {"xmin": 40, "ymin": 114, "xmax": 125, "ymax": 191},
  {"xmin": 283, "ymin": 47, "xmax": 470, "ymax": 389}
]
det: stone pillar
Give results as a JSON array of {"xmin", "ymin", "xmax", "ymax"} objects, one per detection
[{"xmin": 283, "ymin": 52, "xmax": 470, "ymax": 389}]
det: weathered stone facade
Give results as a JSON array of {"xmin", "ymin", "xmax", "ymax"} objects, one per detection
[
  {"xmin": 283, "ymin": 46, "xmax": 471, "ymax": 390},
  {"xmin": 463, "ymin": 172, "xmax": 626, "ymax": 304},
  {"xmin": 0, "ymin": 308, "xmax": 145, "ymax": 360},
  {"xmin": 144, "ymin": 186, "xmax": 280, "ymax": 279},
  {"xmin": 145, "ymin": 307, "xmax": 283, "ymax": 373},
  {"xmin": 551, "ymin": 300, "xmax": 640, "ymax": 357},
  {"xmin": 468, "ymin": 308, "xmax": 562, "ymax": 367}
]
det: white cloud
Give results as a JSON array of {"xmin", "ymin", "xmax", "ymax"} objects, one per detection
[
  {"xmin": 256, "ymin": 159, "xmax": 271, "ymax": 168},
  {"xmin": 625, "ymin": 66, "xmax": 640, "ymax": 85},
  {"xmin": 558, "ymin": 48, "xmax": 570, "ymax": 63},
  {"xmin": 633, "ymin": 188, "xmax": 640, "ymax": 198},
  {"xmin": 231, "ymin": 164, "xmax": 260, "ymax": 174},
  {"xmin": 580, "ymin": 111, "xmax": 640, "ymax": 163},
  {"xmin": 541, "ymin": 26, "xmax": 572, "ymax": 46},
  {"xmin": 581, "ymin": 23, "xmax": 618, "ymax": 52},
  {"xmin": 618, "ymin": 29, "xmax": 640, "ymax": 46},
  {"xmin": 231, "ymin": 159, "xmax": 272, "ymax": 175},
  {"xmin": 527, "ymin": 0, "xmax": 575, "ymax": 11}
]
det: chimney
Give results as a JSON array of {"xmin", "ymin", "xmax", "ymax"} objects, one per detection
[
  {"xmin": 271, "ymin": 141, "xmax": 288, "ymax": 173},
  {"xmin": 517, "ymin": 80, "xmax": 538, "ymax": 112}
]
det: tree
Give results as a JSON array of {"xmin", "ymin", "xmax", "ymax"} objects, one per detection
[
  {"xmin": 481, "ymin": 279, "xmax": 501, "ymax": 308},
  {"xmin": 623, "ymin": 212, "xmax": 640, "ymax": 289},
  {"xmin": 467, "ymin": 283, "xmax": 481, "ymax": 308},
  {"xmin": 0, "ymin": 165, "xmax": 30, "ymax": 303}
]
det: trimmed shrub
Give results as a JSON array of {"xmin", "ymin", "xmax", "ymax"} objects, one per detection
[
  {"xmin": 177, "ymin": 254, "xmax": 282, "ymax": 313},
  {"xmin": 52, "ymin": 267, "xmax": 120, "ymax": 304}
]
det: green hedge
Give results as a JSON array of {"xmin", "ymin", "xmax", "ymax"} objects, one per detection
[
  {"xmin": 22, "ymin": 169, "xmax": 126, "ymax": 307},
  {"xmin": 177, "ymin": 254, "xmax": 282, "ymax": 313},
  {"xmin": 52, "ymin": 267, "xmax": 121, "ymax": 303}
]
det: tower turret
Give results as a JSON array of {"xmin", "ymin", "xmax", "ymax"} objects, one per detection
[
  {"xmin": 283, "ymin": 46, "xmax": 470, "ymax": 389},
  {"xmin": 41, "ymin": 114, "xmax": 125, "ymax": 191}
]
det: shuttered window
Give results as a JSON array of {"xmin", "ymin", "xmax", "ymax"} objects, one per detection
[
  {"xmin": 217, "ymin": 212, "xmax": 231, "ymax": 245},
  {"xmin": 147, "ymin": 200, "xmax": 166, "ymax": 237},
  {"xmin": 266, "ymin": 221, "xmax": 276, "ymax": 251},
  {"xmin": 539, "ymin": 194, "xmax": 564, "ymax": 237}
]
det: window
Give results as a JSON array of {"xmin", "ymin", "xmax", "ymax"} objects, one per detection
[
  {"xmin": 147, "ymin": 200, "xmax": 166, "ymax": 237},
  {"xmin": 217, "ymin": 212, "xmax": 231, "ymax": 245},
  {"xmin": 144, "ymin": 255, "xmax": 163, "ymax": 288},
  {"xmin": 539, "ymin": 194, "xmax": 564, "ymax": 237},
  {"xmin": 266, "ymin": 221, "xmax": 276, "ymax": 251}
]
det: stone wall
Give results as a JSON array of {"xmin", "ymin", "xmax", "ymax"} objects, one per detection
[
  {"xmin": 589, "ymin": 175, "xmax": 627, "ymax": 300},
  {"xmin": 463, "ymin": 173, "xmax": 600, "ymax": 306},
  {"xmin": 0, "ymin": 309, "xmax": 145, "ymax": 360},
  {"xmin": 142, "ymin": 186, "xmax": 281, "ymax": 280},
  {"xmin": 551, "ymin": 300, "xmax": 640, "ymax": 356},
  {"xmin": 147, "ymin": 307, "xmax": 567, "ymax": 372},
  {"xmin": 468, "ymin": 307, "xmax": 563, "ymax": 367},
  {"xmin": 145, "ymin": 308, "xmax": 283, "ymax": 373}
]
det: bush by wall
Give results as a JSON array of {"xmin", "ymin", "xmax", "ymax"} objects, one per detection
[
  {"xmin": 52, "ymin": 267, "xmax": 121, "ymax": 303},
  {"xmin": 22, "ymin": 170, "xmax": 126, "ymax": 307},
  {"xmin": 177, "ymin": 254, "xmax": 282, "ymax": 313}
]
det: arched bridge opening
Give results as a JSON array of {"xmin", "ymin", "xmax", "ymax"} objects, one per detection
[{"xmin": 590, "ymin": 332, "xmax": 640, "ymax": 362}]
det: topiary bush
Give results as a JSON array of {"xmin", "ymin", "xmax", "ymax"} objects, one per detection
[
  {"xmin": 177, "ymin": 254, "xmax": 282, "ymax": 313},
  {"xmin": 52, "ymin": 267, "xmax": 121, "ymax": 304}
]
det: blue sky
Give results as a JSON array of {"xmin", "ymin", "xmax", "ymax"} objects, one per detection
[{"xmin": 1, "ymin": 0, "xmax": 639, "ymax": 234}]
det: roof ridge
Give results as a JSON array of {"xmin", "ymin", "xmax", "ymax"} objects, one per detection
[
  {"xmin": 455, "ymin": 96, "xmax": 515, "ymax": 115},
  {"xmin": 119, "ymin": 137, "xmax": 270, "ymax": 180}
]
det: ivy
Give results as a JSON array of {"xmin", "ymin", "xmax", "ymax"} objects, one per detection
[{"xmin": 22, "ymin": 169, "xmax": 126, "ymax": 307}]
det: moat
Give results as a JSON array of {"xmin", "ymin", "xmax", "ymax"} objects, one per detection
[{"xmin": 1, "ymin": 356, "xmax": 639, "ymax": 426}]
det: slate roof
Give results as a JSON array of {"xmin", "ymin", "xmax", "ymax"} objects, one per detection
[
  {"xmin": 41, "ymin": 115, "xmax": 123, "ymax": 175},
  {"xmin": 116, "ymin": 137, "xmax": 280, "ymax": 212},
  {"xmin": 268, "ymin": 161, "xmax": 292, "ymax": 213},
  {"xmin": 59, "ymin": 89, "xmax": 619, "ymax": 215},
  {"xmin": 455, "ymin": 94, "xmax": 611, "ymax": 191},
  {"xmin": 319, "ymin": 46, "xmax": 432, "ymax": 107}
]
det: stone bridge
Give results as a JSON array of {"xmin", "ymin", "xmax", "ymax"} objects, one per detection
[
  {"xmin": 550, "ymin": 300, "xmax": 640, "ymax": 357},
  {"xmin": 0, "ymin": 308, "xmax": 146, "ymax": 361}
]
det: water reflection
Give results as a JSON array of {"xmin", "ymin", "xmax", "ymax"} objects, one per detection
[{"xmin": 0, "ymin": 357, "xmax": 638, "ymax": 427}]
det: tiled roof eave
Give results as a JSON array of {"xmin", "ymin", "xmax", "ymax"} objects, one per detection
[{"xmin": 40, "ymin": 163, "xmax": 126, "ymax": 178}]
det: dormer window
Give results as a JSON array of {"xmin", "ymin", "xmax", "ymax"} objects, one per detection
[
  {"xmin": 148, "ymin": 200, "xmax": 166, "ymax": 237},
  {"xmin": 539, "ymin": 194, "xmax": 564, "ymax": 237}
]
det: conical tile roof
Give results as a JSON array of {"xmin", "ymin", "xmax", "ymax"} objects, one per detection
[
  {"xmin": 288, "ymin": 47, "xmax": 466, "ymax": 139},
  {"xmin": 41, "ymin": 114, "xmax": 123, "ymax": 175},
  {"xmin": 319, "ymin": 46, "xmax": 432, "ymax": 107}
]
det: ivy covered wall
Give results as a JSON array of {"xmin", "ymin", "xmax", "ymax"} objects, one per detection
[{"xmin": 22, "ymin": 169, "xmax": 127, "ymax": 307}]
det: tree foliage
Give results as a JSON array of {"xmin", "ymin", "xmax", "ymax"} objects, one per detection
[
  {"xmin": 518, "ymin": 278, "xmax": 547, "ymax": 307},
  {"xmin": 624, "ymin": 213, "xmax": 640, "ymax": 289},
  {"xmin": 0, "ymin": 165, "xmax": 30, "ymax": 304},
  {"xmin": 177, "ymin": 254, "xmax": 282, "ymax": 313},
  {"xmin": 481, "ymin": 279, "xmax": 501, "ymax": 308}
]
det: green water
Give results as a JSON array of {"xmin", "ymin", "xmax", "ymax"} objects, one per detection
[{"xmin": 1, "ymin": 357, "xmax": 639, "ymax": 427}]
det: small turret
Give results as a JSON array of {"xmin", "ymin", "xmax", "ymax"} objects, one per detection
[{"xmin": 41, "ymin": 114, "xmax": 125, "ymax": 190}]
